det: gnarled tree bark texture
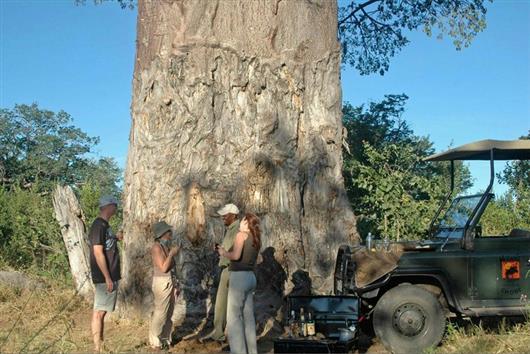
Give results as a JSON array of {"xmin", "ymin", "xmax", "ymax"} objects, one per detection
[
  {"xmin": 52, "ymin": 185, "xmax": 93, "ymax": 300},
  {"xmin": 122, "ymin": 0, "xmax": 358, "ymax": 329}
]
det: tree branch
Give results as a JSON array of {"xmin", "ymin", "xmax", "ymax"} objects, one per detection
[
  {"xmin": 339, "ymin": 0, "xmax": 382, "ymax": 26},
  {"xmin": 361, "ymin": 7, "xmax": 403, "ymax": 40},
  {"xmin": 39, "ymin": 242, "xmax": 62, "ymax": 254}
]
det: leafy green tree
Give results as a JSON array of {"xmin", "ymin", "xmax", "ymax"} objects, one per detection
[
  {"xmin": 481, "ymin": 187, "xmax": 530, "ymax": 236},
  {"xmin": 342, "ymin": 94, "xmax": 414, "ymax": 162},
  {"xmin": 0, "ymin": 103, "xmax": 122, "ymax": 191},
  {"xmin": 348, "ymin": 142, "xmax": 446, "ymax": 240},
  {"xmin": 512, "ymin": 186, "xmax": 530, "ymax": 231},
  {"xmin": 339, "ymin": 0, "xmax": 490, "ymax": 75},
  {"xmin": 0, "ymin": 188, "xmax": 12, "ymax": 255},
  {"xmin": 481, "ymin": 131, "xmax": 530, "ymax": 235},
  {"xmin": 500, "ymin": 131, "xmax": 530, "ymax": 190},
  {"xmin": 82, "ymin": 157, "xmax": 123, "ymax": 196},
  {"xmin": 0, "ymin": 103, "xmax": 123, "ymax": 275},
  {"xmin": 0, "ymin": 104, "xmax": 98, "ymax": 189},
  {"xmin": 480, "ymin": 193, "xmax": 519, "ymax": 236},
  {"xmin": 343, "ymin": 95, "xmax": 472, "ymax": 240}
]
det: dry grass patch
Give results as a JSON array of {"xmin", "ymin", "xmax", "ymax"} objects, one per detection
[
  {"xmin": 3, "ymin": 278, "xmax": 530, "ymax": 354},
  {"xmin": 0, "ymin": 279, "xmax": 148, "ymax": 353}
]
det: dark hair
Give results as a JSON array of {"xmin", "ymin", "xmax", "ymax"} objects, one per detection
[{"xmin": 244, "ymin": 212, "xmax": 261, "ymax": 250}]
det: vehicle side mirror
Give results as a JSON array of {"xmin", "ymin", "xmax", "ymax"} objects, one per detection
[{"xmin": 474, "ymin": 225, "xmax": 482, "ymax": 238}]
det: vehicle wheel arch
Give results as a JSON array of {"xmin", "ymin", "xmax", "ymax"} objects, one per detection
[{"xmin": 375, "ymin": 274, "xmax": 458, "ymax": 314}]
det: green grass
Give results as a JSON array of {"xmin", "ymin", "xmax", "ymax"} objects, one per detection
[{"xmin": 437, "ymin": 318, "xmax": 530, "ymax": 353}]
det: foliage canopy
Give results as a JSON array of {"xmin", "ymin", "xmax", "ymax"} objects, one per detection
[
  {"xmin": 343, "ymin": 96, "xmax": 530, "ymax": 240},
  {"xmin": 481, "ymin": 132, "xmax": 530, "ymax": 235},
  {"xmin": 0, "ymin": 103, "xmax": 121, "ymax": 194},
  {"xmin": 0, "ymin": 104, "xmax": 122, "ymax": 274},
  {"xmin": 339, "ymin": 0, "xmax": 490, "ymax": 75},
  {"xmin": 342, "ymin": 94, "xmax": 472, "ymax": 240},
  {"xmin": 81, "ymin": 0, "xmax": 491, "ymax": 76}
]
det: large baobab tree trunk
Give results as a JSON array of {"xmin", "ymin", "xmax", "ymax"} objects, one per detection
[{"xmin": 121, "ymin": 0, "xmax": 358, "ymax": 328}]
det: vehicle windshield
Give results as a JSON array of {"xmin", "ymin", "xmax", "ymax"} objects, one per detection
[{"xmin": 434, "ymin": 194, "xmax": 484, "ymax": 239}]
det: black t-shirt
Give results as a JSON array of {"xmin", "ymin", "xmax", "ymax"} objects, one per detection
[{"xmin": 89, "ymin": 217, "xmax": 121, "ymax": 284}]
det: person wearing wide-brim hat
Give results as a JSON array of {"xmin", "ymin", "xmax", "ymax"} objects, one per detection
[{"xmin": 149, "ymin": 221, "xmax": 180, "ymax": 350}]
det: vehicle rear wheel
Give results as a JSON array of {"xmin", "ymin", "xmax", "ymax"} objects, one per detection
[{"xmin": 373, "ymin": 284, "xmax": 446, "ymax": 353}]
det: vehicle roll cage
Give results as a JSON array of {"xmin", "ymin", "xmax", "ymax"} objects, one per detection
[{"xmin": 425, "ymin": 139, "xmax": 530, "ymax": 249}]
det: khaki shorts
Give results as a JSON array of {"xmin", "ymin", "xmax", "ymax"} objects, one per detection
[{"xmin": 94, "ymin": 281, "xmax": 119, "ymax": 312}]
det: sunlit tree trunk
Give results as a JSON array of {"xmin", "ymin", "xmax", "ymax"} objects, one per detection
[
  {"xmin": 121, "ymin": 0, "xmax": 358, "ymax": 328},
  {"xmin": 52, "ymin": 185, "xmax": 94, "ymax": 300}
]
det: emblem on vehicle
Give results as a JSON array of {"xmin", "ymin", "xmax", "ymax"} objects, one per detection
[{"xmin": 501, "ymin": 260, "xmax": 521, "ymax": 280}]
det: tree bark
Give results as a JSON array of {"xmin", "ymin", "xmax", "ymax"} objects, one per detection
[
  {"xmin": 52, "ymin": 185, "xmax": 93, "ymax": 300},
  {"xmin": 122, "ymin": 0, "xmax": 358, "ymax": 327}
]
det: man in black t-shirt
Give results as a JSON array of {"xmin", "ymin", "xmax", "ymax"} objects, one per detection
[{"xmin": 89, "ymin": 195, "xmax": 122, "ymax": 352}]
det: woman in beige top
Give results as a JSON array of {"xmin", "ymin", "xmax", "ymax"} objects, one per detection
[{"xmin": 149, "ymin": 221, "xmax": 180, "ymax": 350}]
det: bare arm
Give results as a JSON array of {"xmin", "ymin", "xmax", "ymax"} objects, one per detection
[
  {"xmin": 152, "ymin": 244, "xmax": 179, "ymax": 273},
  {"xmin": 94, "ymin": 245, "xmax": 114, "ymax": 291},
  {"xmin": 94, "ymin": 245, "xmax": 111, "ymax": 280},
  {"xmin": 219, "ymin": 232, "xmax": 246, "ymax": 260}
]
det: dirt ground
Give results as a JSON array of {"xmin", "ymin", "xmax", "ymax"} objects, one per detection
[
  {"xmin": 3, "ymin": 281, "xmax": 530, "ymax": 353},
  {"xmin": 0, "ymin": 282, "xmax": 391, "ymax": 353}
]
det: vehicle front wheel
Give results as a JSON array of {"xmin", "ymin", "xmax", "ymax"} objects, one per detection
[{"xmin": 373, "ymin": 284, "xmax": 446, "ymax": 353}]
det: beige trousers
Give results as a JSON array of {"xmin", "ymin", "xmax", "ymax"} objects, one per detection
[
  {"xmin": 149, "ymin": 276, "xmax": 175, "ymax": 347},
  {"xmin": 212, "ymin": 267, "xmax": 230, "ymax": 339}
]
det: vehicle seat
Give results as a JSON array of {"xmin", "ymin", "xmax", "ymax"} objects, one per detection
[{"xmin": 508, "ymin": 228, "xmax": 530, "ymax": 237}]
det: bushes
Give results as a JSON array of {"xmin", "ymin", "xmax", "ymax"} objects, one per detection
[
  {"xmin": 0, "ymin": 103, "xmax": 122, "ymax": 278},
  {"xmin": 342, "ymin": 96, "xmax": 471, "ymax": 240},
  {"xmin": 346, "ymin": 142, "xmax": 446, "ymax": 240},
  {"xmin": 79, "ymin": 180, "xmax": 123, "ymax": 233},
  {"xmin": 481, "ymin": 186, "xmax": 530, "ymax": 236},
  {"xmin": 0, "ymin": 181, "xmax": 123, "ymax": 277},
  {"xmin": 342, "ymin": 96, "xmax": 528, "ymax": 241},
  {"xmin": 0, "ymin": 186, "xmax": 67, "ymax": 277}
]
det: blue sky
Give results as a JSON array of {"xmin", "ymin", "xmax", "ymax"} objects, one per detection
[
  {"xmin": 1, "ymin": 0, "xmax": 529, "ymax": 194},
  {"xmin": 0, "ymin": 0, "xmax": 136, "ymax": 166},
  {"xmin": 341, "ymin": 0, "xmax": 530, "ymax": 193}
]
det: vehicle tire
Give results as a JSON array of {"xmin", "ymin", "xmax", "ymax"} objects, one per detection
[{"xmin": 373, "ymin": 284, "xmax": 446, "ymax": 354}]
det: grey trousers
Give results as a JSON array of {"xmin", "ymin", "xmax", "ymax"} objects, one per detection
[
  {"xmin": 226, "ymin": 271, "xmax": 257, "ymax": 354},
  {"xmin": 212, "ymin": 267, "xmax": 230, "ymax": 339}
]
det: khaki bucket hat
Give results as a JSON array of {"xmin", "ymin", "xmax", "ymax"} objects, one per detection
[{"xmin": 153, "ymin": 221, "xmax": 172, "ymax": 240}]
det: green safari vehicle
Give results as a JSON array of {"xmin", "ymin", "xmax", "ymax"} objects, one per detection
[{"xmin": 334, "ymin": 139, "xmax": 530, "ymax": 353}]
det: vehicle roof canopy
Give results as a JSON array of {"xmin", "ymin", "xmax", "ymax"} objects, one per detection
[{"xmin": 425, "ymin": 139, "xmax": 530, "ymax": 161}]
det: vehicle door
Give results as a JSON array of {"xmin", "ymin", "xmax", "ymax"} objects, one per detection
[{"xmin": 472, "ymin": 235, "xmax": 530, "ymax": 306}]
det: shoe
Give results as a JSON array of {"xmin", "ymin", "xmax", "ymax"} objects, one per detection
[
  {"xmin": 199, "ymin": 332, "xmax": 224, "ymax": 344},
  {"xmin": 198, "ymin": 334, "xmax": 212, "ymax": 344},
  {"xmin": 214, "ymin": 335, "xmax": 226, "ymax": 343}
]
